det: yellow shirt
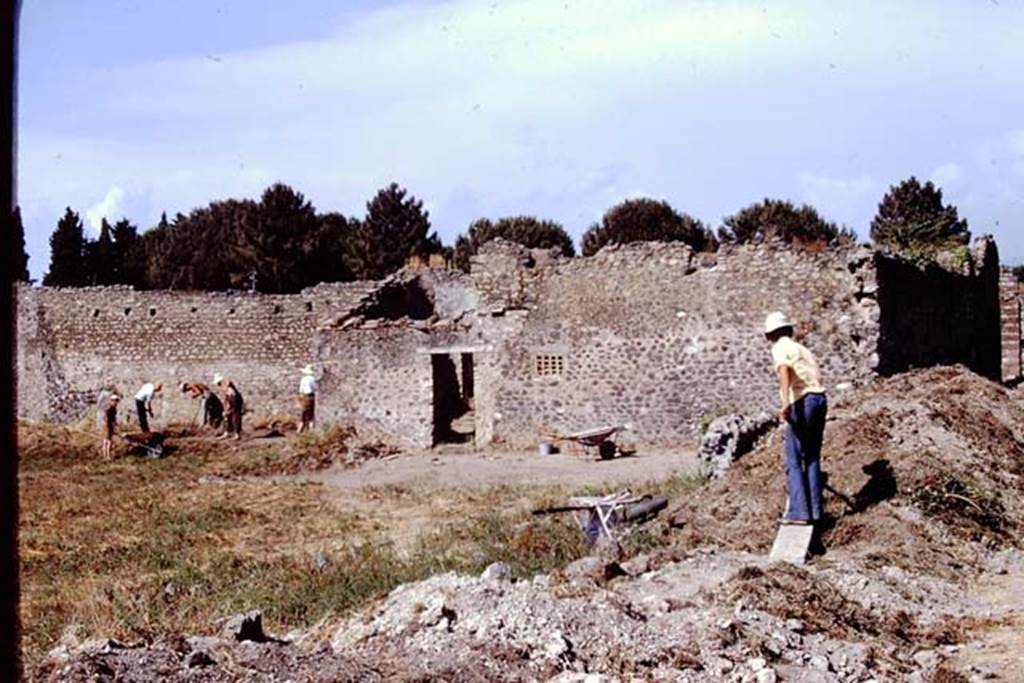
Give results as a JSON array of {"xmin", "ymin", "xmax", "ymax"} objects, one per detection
[{"xmin": 771, "ymin": 336, "xmax": 825, "ymax": 405}]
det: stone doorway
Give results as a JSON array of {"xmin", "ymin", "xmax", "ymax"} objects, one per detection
[{"xmin": 431, "ymin": 352, "xmax": 476, "ymax": 445}]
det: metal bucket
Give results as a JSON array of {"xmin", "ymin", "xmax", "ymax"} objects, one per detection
[{"xmin": 538, "ymin": 440, "xmax": 554, "ymax": 456}]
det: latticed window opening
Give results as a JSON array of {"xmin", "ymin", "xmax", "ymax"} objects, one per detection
[{"xmin": 534, "ymin": 354, "xmax": 565, "ymax": 377}]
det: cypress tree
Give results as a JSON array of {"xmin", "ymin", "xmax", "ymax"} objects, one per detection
[{"xmin": 43, "ymin": 208, "xmax": 87, "ymax": 287}]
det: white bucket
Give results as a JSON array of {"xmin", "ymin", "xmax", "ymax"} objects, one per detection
[{"xmin": 538, "ymin": 440, "xmax": 554, "ymax": 456}]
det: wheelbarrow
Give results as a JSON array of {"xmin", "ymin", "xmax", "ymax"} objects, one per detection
[
  {"xmin": 542, "ymin": 425, "xmax": 625, "ymax": 460},
  {"xmin": 119, "ymin": 431, "xmax": 165, "ymax": 459},
  {"xmin": 533, "ymin": 489, "xmax": 669, "ymax": 548}
]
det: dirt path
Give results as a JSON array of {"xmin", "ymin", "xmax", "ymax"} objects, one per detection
[{"xmin": 296, "ymin": 447, "xmax": 700, "ymax": 490}]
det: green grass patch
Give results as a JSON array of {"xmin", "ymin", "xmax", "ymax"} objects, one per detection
[{"xmin": 18, "ymin": 421, "xmax": 692, "ymax": 666}]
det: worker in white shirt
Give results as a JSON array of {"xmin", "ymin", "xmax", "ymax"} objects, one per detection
[
  {"xmin": 134, "ymin": 382, "xmax": 162, "ymax": 433},
  {"xmin": 297, "ymin": 364, "xmax": 317, "ymax": 433}
]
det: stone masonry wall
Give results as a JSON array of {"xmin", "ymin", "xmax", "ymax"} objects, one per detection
[
  {"xmin": 314, "ymin": 326, "xmax": 434, "ymax": 448},
  {"xmin": 16, "ymin": 282, "xmax": 382, "ymax": 425},
  {"xmin": 16, "ymin": 236, "xmax": 1003, "ymax": 451},
  {"xmin": 464, "ymin": 240, "xmax": 881, "ymax": 449},
  {"xmin": 1000, "ymin": 268, "xmax": 1022, "ymax": 383},
  {"xmin": 463, "ymin": 237, "xmax": 1001, "ymax": 449}
]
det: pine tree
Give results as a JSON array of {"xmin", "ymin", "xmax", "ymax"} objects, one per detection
[
  {"xmin": 230, "ymin": 183, "xmax": 320, "ymax": 292},
  {"xmin": 43, "ymin": 208, "xmax": 87, "ymax": 286},
  {"xmin": 10, "ymin": 206, "xmax": 29, "ymax": 282},
  {"xmin": 453, "ymin": 216, "xmax": 575, "ymax": 272},
  {"xmin": 719, "ymin": 198, "xmax": 851, "ymax": 246},
  {"xmin": 348, "ymin": 183, "xmax": 440, "ymax": 280},
  {"xmin": 308, "ymin": 211, "xmax": 355, "ymax": 285},
  {"xmin": 581, "ymin": 198, "xmax": 715, "ymax": 257},
  {"xmin": 870, "ymin": 177, "xmax": 969, "ymax": 250},
  {"xmin": 110, "ymin": 218, "xmax": 145, "ymax": 287},
  {"xmin": 84, "ymin": 219, "xmax": 115, "ymax": 285}
]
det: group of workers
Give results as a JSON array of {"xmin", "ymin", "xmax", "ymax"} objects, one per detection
[
  {"xmin": 98, "ymin": 365, "xmax": 318, "ymax": 458},
  {"xmin": 94, "ymin": 313, "xmax": 824, "ymax": 532}
]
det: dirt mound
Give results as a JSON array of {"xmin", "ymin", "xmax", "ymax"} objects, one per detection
[{"xmin": 669, "ymin": 366, "xmax": 1024, "ymax": 577}]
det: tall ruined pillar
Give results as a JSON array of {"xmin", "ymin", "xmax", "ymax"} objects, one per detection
[{"xmin": 1000, "ymin": 268, "xmax": 1022, "ymax": 383}]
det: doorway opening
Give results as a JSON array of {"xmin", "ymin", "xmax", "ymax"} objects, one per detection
[{"xmin": 431, "ymin": 352, "xmax": 475, "ymax": 445}]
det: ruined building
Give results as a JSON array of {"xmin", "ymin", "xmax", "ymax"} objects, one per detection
[{"xmin": 16, "ymin": 236, "xmax": 1014, "ymax": 449}]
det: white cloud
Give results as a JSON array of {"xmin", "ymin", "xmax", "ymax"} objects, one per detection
[
  {"xmin": 796, "ymin": 173, "xmax": 875, "ymax": 235},
  {"xmin": 1007, "ymin": 129, "xmax": 1024, "ymax": 156},
  {"xmin": 929, "ymin": 162, "xmax": 964, "ymax": 187},
  {"xmin": 798, "ymin": 173, "xmax": 873, "ymax": 205},
  {"xmin": 85, "ymin": 186, "xmax": 125, "ymax": 234}
]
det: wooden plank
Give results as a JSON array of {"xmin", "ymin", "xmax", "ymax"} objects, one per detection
[{"xmin": 769, "ymin": 524, "xmax": 815, "ymax": 564}]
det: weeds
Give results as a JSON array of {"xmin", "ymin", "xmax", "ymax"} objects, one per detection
[
  {"xmin": 910, "ymin": 474, "xmax": 1008, "ymax": 540},
  {"xmin": 18, "ymin": 421, "xmax": 686, "ymax": 666}
]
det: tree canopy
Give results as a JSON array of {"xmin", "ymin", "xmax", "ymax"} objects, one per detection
[
  {"xmin": 581, "ymin": 198, "xmax": 715, "ymax": 257},
  {"xmin": 453, "ymin": 215, "xmax": 575, "ymax": 271},
  {"xmin": 719, "ymin": 198, "xmax": 851, "ymax": 246},
  {"xmin": 42, "ymin": 182, "xmax": 434, "ymax": 291},
  {"xmin": 138, "ymin": 183, "xmax": 356, "ymax": 292},
  {"xmin": 43, "ymin": 208, "xmax": 87, "ymax": 287},
  {"xmin": 347, "ymin": 182, "xmax": 441, "ymax": 280},
  {"xmin": 870, "ymin": 177, "xmax": 969, "ymax": 250}
]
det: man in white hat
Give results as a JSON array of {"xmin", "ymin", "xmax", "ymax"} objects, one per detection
[
  {"xmin": 764, "ymin": 312, "xmax": 827, "ymax": 526},
  {"xmin": 215, "ymin": 373, "xmax": 244, "ymax": 440},
  {"xmin": 297, "ymin": 364, "xmax": 317, "ymax": 433}
]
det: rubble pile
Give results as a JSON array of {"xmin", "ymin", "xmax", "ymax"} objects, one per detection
[{"xmin": 698, "ymin": 412, "xmax": 777, "ymax": 478}]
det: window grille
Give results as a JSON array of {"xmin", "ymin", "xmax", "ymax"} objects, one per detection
[{"xmin": 534, "ymin": 354, "xmax": 565, "ymax": 377}]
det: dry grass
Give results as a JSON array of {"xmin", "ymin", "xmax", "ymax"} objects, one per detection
[{"xmin": 18, "ymin": 421, "xmax": 698, "ymax": 666}]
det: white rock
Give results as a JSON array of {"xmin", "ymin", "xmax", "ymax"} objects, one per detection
[
  {"xmin": 808, "ymin": 654, "xmax": 830, "ymax": 671},
  {"xmin": 481, "ymin": 562, "xmax": 512, "ymax": 582},
  {"xmin": 747, "ymin": 656, "xmax": 767, "ymax": 671}
]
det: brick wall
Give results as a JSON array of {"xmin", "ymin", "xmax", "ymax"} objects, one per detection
[{"xmin": 1000, "ymin": 268, "xmax": 1022, "ymax": 383}]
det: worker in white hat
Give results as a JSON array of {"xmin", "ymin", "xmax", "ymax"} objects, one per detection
[
  {"xmin": 296, "ymin": 364, "xmax": 317, "ymax": 433},
  {"xmin": 764, "ymin": 312, "xmax": 827, "ymax": 526},
  {"xmin": 214, "ymin": 373, "xmax": 244, "ymax": 440}
]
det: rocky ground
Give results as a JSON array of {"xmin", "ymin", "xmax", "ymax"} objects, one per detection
[{"xmin": 31, "ymin": 367, "xmax": 1024, "ymax": 682}]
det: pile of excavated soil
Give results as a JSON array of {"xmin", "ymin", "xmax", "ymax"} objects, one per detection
[
  {"xmin": 669, "ymin": 366, "xmax": 1024, "ymax": 578},
  {"xmin": 38, "ymin": 545, "xmax": 1022, "ymax": 681}
]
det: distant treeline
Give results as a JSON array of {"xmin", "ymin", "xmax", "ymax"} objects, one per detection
[{"xmin": 16, "ymin": 176, "xmax": 972, "ymax": 292}]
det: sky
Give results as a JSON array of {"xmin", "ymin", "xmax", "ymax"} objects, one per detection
[{"xmin": 17, "ymin": 0, "xmax": 1024, "ymax": 280}]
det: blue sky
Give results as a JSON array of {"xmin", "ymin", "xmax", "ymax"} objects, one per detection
[{"xmin": 18, "ymin": 0, "xmax": 1024, "ymax": 280}]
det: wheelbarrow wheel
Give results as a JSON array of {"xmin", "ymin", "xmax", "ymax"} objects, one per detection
[{"xmin": 598, "ymin": 440, "xmax": 616, "ymax": 460}]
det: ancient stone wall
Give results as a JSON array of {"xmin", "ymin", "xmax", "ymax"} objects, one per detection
[
  {"xmin": 314, "ymin": 326, "xmax": 434, "ymax": 448},
  {"xmin": 1000, "ymin": 269, "xmax": 1023, "ymax": 383},
  {"xmin": 458, "ymin": 237, "xmax": 1001, "ymax": 449},
  {"xmin": 463, "ymin": 240, "xmax": 880, "ymax": 448},
  {"xmin": 16, "ymin": 236, "xmax": 1004, "ymax": 451},
  {"xmin": 15, "ymin": 282, "xmax": 383, "ymax": 425}
]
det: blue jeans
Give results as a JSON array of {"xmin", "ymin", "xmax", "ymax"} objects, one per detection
[{"xmin": 784, "ymin": 392, "xmax": 827, "ymax": 521}]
